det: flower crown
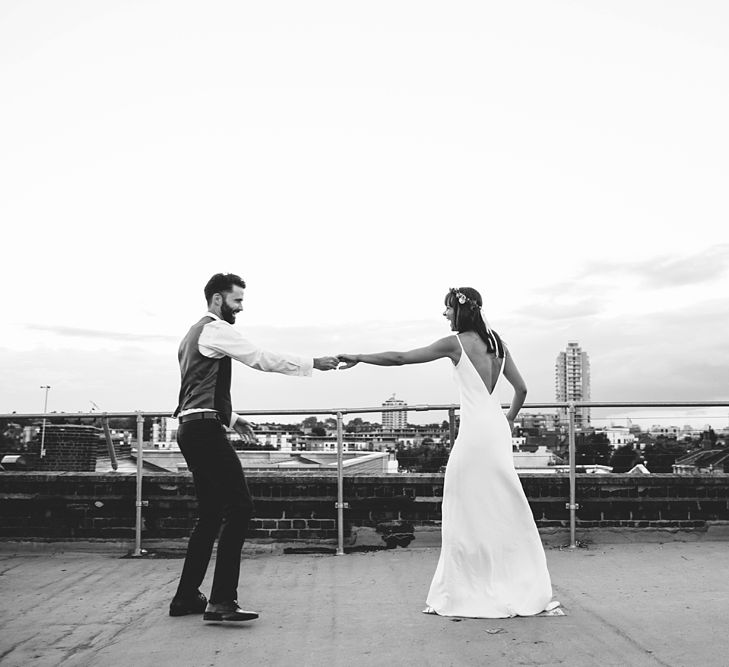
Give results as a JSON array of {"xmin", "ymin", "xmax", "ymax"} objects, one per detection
[{"xmin": 449, "ymin": 288, "xmax": 480, "ymax": 309}]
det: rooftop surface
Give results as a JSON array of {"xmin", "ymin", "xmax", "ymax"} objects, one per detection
[{"xmin": 1, "ymin": 539, "xmax": 727, "ymax": 666}]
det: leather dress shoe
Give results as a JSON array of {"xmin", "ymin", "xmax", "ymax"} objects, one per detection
[
  {"xmin": 169, "ymin": 591, "xmax": 208, "ymax": 617},
  {"xmin": 203, "ymin": 601, "xmax": 259, "ymax": 622}
]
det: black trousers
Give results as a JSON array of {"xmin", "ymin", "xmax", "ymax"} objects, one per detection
[{"xmin": 175, "ymin": 419, "xmax": 253, "ymax": 604}]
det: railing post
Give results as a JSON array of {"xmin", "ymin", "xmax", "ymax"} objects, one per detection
[
  {"xmin": 133, "ymin": 413, "xmax": 145, "ymax": 557},
  {"xmin": 40, "ymin": 417, "xmax": 48, "ymax": 459},
  {"xmin": 101, "ymin": 416, "xmax": 118, "ymax": 471},
  {"xmin": 335, "ymin": 411, "xmax": 345, "ymax": 556},
  {"xmin": 39, "ymin": 385, "xmax": 51, "ymax": 458},
  {"xmin": 448, "ymin": 408, "xmax": 456, "ymax": 447},
  {"xmin": 567, "ymin": 402, "xmax": 578, "ymax": 548}
]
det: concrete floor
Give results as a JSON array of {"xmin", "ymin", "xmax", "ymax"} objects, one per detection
[{"xmin": 0, "ymin": 541, "xmax": 727, "ymax": 667}]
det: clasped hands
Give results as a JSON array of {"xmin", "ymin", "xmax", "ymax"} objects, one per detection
[
  {"xmin": 313, "ymin": 355, "xmax": 359, "ymax": 371},
  {"xmin": 234, "ymin": 355, "xmax": 359, "ymax": 441}
]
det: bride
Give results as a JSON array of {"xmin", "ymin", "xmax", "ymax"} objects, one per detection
[{"xmin": 338, "ymin": 287, "xmax": 557, "ymax": 618}]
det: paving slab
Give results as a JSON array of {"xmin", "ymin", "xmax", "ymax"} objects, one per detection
[{"xmin": 0, "ymin": 542, "xmax": 727, "ymax": 666}]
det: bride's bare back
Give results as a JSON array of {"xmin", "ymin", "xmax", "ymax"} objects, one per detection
[{"xmin": 455, "ymin": 332, "xmax": 503, "ymax": 395}]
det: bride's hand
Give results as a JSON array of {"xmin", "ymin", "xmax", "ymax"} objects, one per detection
[{"xmin": 337, "ymin": 354, "xmax": 359, "ymax": 370}]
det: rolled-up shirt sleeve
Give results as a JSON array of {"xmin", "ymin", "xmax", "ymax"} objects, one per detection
[{"xmin": 198, "ymin": 319, "xmax": 313, "ymax": 376}]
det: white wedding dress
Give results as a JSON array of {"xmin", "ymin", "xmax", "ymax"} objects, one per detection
[{"xmin": 425, "ymin": 335, "xmax": 554, "ymax": 618}]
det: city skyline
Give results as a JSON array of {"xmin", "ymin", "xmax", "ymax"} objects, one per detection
[
  {"xmin": 1, "ymin": 2, "xmax": 728, "ymax": 427},
  {"xmin": 5, "ymin": 383, "xmax": 727, "ymax": 431}
]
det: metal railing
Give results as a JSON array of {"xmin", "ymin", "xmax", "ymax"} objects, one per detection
[{"xmin": 2, "ymin": 400, "xmax": 728, "ymax": 556}]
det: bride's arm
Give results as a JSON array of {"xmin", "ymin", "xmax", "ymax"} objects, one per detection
[
  {"xmin": 502, "ymin": 347, "xmax": 527, "ymax": 429},
  {"xmin": 338, "ymin": 336, "xmax": 459, "ymax": 368}
]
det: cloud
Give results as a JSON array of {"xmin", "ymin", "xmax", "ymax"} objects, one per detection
[
  {"xmin": 25, "ymin": 325, "xmax": 177, "ymax": 344},
  {"xmin": 513, "ymin": 299, "xmax": 604, "ymax": 322},
  {"xmin": 242, "ymin": 319, "xmax": 444, "ymax": 354},
  {"xmin": 512, "ymin": 244, "xmax": 729, "ymax": 327},
  {"xmin": 579, "ymin": 244, "xmax": 729, "ymax": 289},
  {"xmin": 0, "ymin": 346, "xmax": 178, "ymax": 415},
  {"xmin": 560, "ymin": 297, "xmax": 729, "ymax": 403}
]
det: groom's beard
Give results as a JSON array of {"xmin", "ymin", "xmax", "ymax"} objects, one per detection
[{"xmin": 221, "ymin": 301, "xmax": 236, "ymax": 324}]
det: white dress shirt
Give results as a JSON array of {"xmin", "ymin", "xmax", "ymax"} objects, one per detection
[{"xmin": 179, "ymin": 312, "xmax": 313, "ymax": 427}]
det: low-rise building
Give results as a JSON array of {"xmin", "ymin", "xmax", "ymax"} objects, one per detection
[
  {"xmin": 512, "ymin": 445, "xmax": 562, "ymax": 469},
  {"xmin": 599, "ymin": 427, "xmax": 636, "ymax": 447},
  {"xmin": 294, "ymin": 433, "xmax": 397, "ymax": 453},
  {"xmin": 125, "ymin": 448, "xmax": 398, "ymax": 475},
  {"xmin": 673, "ymin": 449, "xmax": 729, "ymax": 475},
  {"xmin": 517, "ymin": 412, "xmax": 560, "ymax": 432}
]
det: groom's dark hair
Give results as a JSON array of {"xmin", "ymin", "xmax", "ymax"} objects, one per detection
[
  {"xmin": 204, "ymin": 273, "xmax": 246, "ymax": 304},
  {"xmin": 445, "ymin": 287, "xmax": 505, "ymax": 358}
]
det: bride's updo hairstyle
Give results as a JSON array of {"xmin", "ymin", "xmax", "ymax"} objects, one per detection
[{"xmin": 446, "ymin": 287, "xmax": 505, "ymax": 359}]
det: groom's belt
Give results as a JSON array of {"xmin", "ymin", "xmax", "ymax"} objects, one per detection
[{"xmin": 178, "ymin": 411, "xmax": 223, "ymax": 424}]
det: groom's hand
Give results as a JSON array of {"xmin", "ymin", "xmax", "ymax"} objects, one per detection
[
  {"xmin": 233, "ymin": 416, "xmax": 257, "ymax": 445},
  {"xmin": 314, "ymin": 356, "xmax": 340, "ymax": 371},
  {"xmin": 336, "ymin": 354, "xmax": 359, "ymax": 370}
]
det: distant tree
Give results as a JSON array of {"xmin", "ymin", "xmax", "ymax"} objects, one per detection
[
  {"xmin": 302, "ymin": 416, "xmax": 319, "ymax": 429},
  {"xmin": 642, "ymin": 440, "xmax": 691, "ymax": 473},
  {"xmin": 345, "ymin": 417, "xmax": 363, "ymax": 433},
  {"xmin": 301, "ymin": 416, "xmax": 330, "ymax": 436},
  {"xmin": 575, "ymin": 432, "xmax": 612, "ymax": 466},
  {"xmin": 609, "ymin": 444, "xmax": 641, "ymax": 473},
  {"xmin": 0, "ymin": 420, "xmax": 24, "ymax": 452},
  {"xmin": 396, "ymin": 442, "xmax": 449, "ymax": 472},
  {"xmin": 345, "ymin": 418, "xmax": 378, "ymax": 433}
]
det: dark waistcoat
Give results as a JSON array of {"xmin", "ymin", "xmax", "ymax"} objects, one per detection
[{"xmin": 174, "ymin": 316, "xmax": 232, "ymax": 425}]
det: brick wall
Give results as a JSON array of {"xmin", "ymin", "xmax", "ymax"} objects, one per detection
[
  {"xmin": 0, "ymin": 472, "xmax": 727, "ymax": 541},
  {"xmin": 34, "ymin": 425, "xmax": 102, "ymax": 472}
]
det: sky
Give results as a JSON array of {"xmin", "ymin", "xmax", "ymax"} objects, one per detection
[{"xmin": 1, "ymin": 1, "xmax": 728, "ymax": 427}]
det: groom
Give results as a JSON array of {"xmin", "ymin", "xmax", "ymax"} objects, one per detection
[{"xmin": 170, "ymin": 273, "xmax": 339, "ymax": 622}]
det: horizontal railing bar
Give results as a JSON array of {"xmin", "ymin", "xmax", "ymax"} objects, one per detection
[
  {"xmin": 0, "ymin": 408, "xmax": 454, "ymax": 420},
  {"xmin": 562, "ymin": 401, "xmax": 729, "ymax": 409},
  {"xmin": 2, "ymin": 400, "xmax": 729, "ymax": 421}
]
